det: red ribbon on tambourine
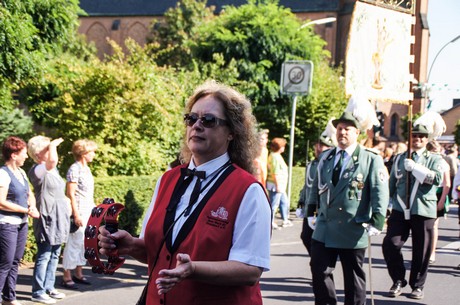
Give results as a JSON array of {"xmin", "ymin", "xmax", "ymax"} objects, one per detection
[{"xmin": 84, "ymin": 198, "xmax": 125, "ymax": 275}]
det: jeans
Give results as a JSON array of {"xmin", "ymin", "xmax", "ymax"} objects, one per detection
[
  {"xmin": 268, "ymin": 190, "xmax": 289, "ymax": 222},
  {"xmin": 0, "ymin": 222, "xmax": 28, "ymax": 302},
  {"xmin": 32, "ymin": 241, "xmax": 62, "ymax": 297}
]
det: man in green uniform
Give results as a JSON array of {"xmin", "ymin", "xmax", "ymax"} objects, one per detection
[
  {"xmin": 382, "ymin": 123, "xmax": 444, "ymax": 300},
  {"xmin": 298, "ymin": 127, "xmax": 335, "ymax": 254},
  {"xmin": 307, "ymin": 112, "xmax": 389, "ymax": 305}
]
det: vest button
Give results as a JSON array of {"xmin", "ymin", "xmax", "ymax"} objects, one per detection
[{"xmin": 166, "ymin": 255, "xmax": 171, "ymax": 261}]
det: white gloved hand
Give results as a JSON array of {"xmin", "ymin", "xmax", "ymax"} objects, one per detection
[
  {"xmin": 307, "ymin": 216, "xmax": 316, "ymax": 230},
  {"xmin": 404, "ymin": 159, "xmax": 416, "ymax": 172},
  {"xmin": 296, "ymin": 208, "xmax": 305, "ymax": 219},
  {"xmin": 364, "ymin": 224, "xmax": 381, "ymax": 236}
]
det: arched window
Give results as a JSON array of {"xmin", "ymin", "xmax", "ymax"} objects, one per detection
[{"xmin": 390, "ymin": 113, "xmax": 398, "ymax": 137}]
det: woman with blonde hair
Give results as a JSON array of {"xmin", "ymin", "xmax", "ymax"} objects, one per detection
[
  {"xmin": 27, "ymin": 136, "xmax": 70, "ymax": 304},
  {"xmin": 61, "ymin": 139, "xmax": 97, "ymax": 289},
  {"xmin": 98, "ymin": 81, "xmax": 271, "ymax": 305}
]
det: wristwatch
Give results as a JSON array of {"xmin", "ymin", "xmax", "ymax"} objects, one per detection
[{"xmin": 84, "ymin": 198, "xmax": 125, "ymax": 275}]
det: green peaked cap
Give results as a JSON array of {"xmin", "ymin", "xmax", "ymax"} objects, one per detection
[
  {"xmin": 412, "ymin": 124, "xmax": 429, "ymax": 135},
  {"xmin": 332, "ymin": 111, "xmax": 361, "ymax": 130}
]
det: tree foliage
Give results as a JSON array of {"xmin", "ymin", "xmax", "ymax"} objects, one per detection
[
  {"xmin": 149, "ymin": 0, "xmax": 347, "ymax": 164},
  {"xmin": 0, "ymin": 108, "xmax": 34, "ymax": 144},
  {"xmin": 21, "ymin": 41, "xmax": 192, "ymax": 176},
  {"xmin": 0, "ymin": 0, "xmax": 81, "ymax": 105},
  {"xmin": 147, "ymin": 0, "xmax": 215, "ymax": 68}
]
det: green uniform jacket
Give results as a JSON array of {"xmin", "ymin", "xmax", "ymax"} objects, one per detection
[
  {"xmin": 389, "ymin": 150, "xmax": 443, "ymax": 218},
  {"xmin": 298, "ymin": 159, "xmax": 319, "ymax": 216},
  {"xmin": 307, "ymin": 145, "xmax": 389, "ymax": 249}
]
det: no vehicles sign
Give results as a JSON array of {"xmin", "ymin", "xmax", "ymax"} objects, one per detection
[{"xmin": 280, "ymin": 60, "xmax": 313, "ymax": 95}]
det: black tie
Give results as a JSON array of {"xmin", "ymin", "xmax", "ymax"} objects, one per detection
[
  {"xmin": 166, "ymin": 168, "xmax": 206, "ymax": 212},
  {"xmin": 181, "ymin": 168, "xmax": 206, "ymax": 216},
  {"xmin": 332, "ymin": 150, "xmax": 344, "ymax": 186}
]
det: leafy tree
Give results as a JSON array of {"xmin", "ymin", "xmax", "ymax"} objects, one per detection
[
  {"xmin": 0, "ymin": 108, "xmax": 34, "ymax": 144},
  {"xmin": 21, "ymin": 41, "xmax": 191, "ymax": 176},
  {"xmin": 147, "ymin": 0, "xmax": 215, "ymax": 67},
  {"xmin": 454, "ymin": 119, "xmax": 460, "ymax": 145},
  {"xmin": 0, "ymin": 0, "xmax": 81, "ymax": 105},
  {"xmin": 151, "ymin": 0, "xmax": 346, "ymax": 164}
]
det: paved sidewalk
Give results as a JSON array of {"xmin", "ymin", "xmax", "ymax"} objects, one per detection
[{"xmin": 15, "ymin": 206, "xmax": 459, "ymax": 304}]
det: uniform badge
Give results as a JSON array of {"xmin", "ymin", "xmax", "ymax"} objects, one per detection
[
  {"xmin": 207, "ymin": 206, "xmax": 229, "ymax": 229},
  {"xmin": 378, "ymin": 168, "xmax": 389, "ymax": 182}
]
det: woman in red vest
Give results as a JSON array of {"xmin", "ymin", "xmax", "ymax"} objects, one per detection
[{"xmin": 99, "ymin": 81, "xmax": 271, "ymax": 305}]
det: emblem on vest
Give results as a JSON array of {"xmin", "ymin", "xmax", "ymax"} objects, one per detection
[{"xmin": 207, "ymin": 206, "xmax": 229, "ymax": 229}]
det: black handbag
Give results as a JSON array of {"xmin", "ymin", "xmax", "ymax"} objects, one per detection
[{"xmin": 69, "ymin": 215, "xmax": 79, "ymax": 233}]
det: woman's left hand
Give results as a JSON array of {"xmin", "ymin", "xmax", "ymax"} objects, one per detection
[
  {"xmin": 28, "ymin": 206, "xmax": 40, "ymax": 218},
  {"xmin": 155, "ymin": 253, "xmax": 194, "ymax": 295}
]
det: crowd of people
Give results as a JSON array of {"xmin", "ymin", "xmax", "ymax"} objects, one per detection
[
  {"xmin": 1, "ymin": 81, "xmax": 459, "ymax": 305},
  {"xmin": 0, "ymin": 137, "xmax": 98, "ymax": 305},
  {"xmin": 296, "ymin": 105, "xmax": 459, "ymax": 304}
]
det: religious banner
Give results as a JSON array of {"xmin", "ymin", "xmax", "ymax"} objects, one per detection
[{"xmin": 345, "ymin": 1, "xmax": 414, "ymax": 104}]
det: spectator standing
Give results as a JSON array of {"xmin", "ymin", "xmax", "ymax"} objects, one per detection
[
  {"xmin": 452, "ymin": 169, "xmax": 460, "ymax": 236},
  {"xmin": 0, "ymin": 136, "xmax": 39, "ymax": 305},
  {"xmin": 425, "ymin": 140, "xmax": 450, "ymax": 264},
  {"xmin": 27, "ymin": 136, "xmax": 70, "ymax": 304},
  {"xmin": 444, "ymin": 144, "xmax": 458, "ymax": 196},
  {"xmin": 382, "ymin": 112, "xmax": 446, "ymax": 300},
  {"xmin": 98, "ymin": 81, "xmax": 271, "ymax": 304},
  {"xmin": 267, "ymin": 137, "xmax": 293, "ymax": 229},
  {"xmin": 61, "ymin": 139, "xmax": 97, "ymax": 289},
  {"xmin": 253, "ymin": 129, "xmax": 269, "ymax": 187},
  {"xmin": 307, "ymin": 111, "xmax": 389, "ymax": 305}
]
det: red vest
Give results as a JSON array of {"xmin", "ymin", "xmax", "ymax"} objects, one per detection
[{"xmin": 144, "ymin": 164, "xmax": 263, "ymax": 305}]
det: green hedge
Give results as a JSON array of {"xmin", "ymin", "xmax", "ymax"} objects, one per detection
[{"xmin": 22, "ymin": 167, "xmax": 305, "ymax": 262}]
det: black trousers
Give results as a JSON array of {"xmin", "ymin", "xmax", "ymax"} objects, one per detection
[
  {"xmin": 310, "ymin": 240, "xmax": 366, "ymax": 305},
  {"xmin": 300, "ymin": 218, "xmax": 314, "ymax": 255},
  {"xmin": 382, "ymin": 210, "xmax": 435, "ymax": 289}
]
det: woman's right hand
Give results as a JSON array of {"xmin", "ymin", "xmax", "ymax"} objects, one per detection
[
  {"xmin": 98, "ymin": 226, "xmax": 133, "ymax": 256},
  {"xmin": 73, "ymin": 214, "xmax": 84, "ymax": 227}
]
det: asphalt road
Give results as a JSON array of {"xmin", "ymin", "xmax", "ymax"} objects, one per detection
[{"xmin": 15, "ymin": 205, "xmax": 459, "ymax": 305}]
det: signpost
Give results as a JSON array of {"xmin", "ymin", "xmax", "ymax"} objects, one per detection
[{"xmin": 280, "ymin": 60, "xmax": 313, "ymax": 202}]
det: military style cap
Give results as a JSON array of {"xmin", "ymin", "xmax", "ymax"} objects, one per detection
[
  {"xmin": 412, "ymin": 124, "xmax": 429, "ymax": 135},
  {"xmin": 319, "ymin": 135, "xmax": 335, "ymax": 147},
  {"xmin": 332, "ymin": 111, "xmax": 361, "ymax": 129}
]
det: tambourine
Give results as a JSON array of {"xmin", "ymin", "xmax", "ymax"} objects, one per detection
[{"xmin": 84, "ymin": 198, "xmax": 125, "ymax": 275}]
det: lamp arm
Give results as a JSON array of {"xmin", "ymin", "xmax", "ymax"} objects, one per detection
[{"xmin": 427, "ymin": 34, "xmax": 460, "ymax": 82}]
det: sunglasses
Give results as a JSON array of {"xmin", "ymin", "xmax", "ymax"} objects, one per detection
[
  {"xmin": 184, "ymin": 113, "xmax": 228, "ymax": 128},
  {"xmin": 411, "ymin": 134, "xmax": 427, "ymax": 138}
]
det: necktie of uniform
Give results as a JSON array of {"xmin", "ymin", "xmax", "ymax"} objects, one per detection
[
  {"xmin": 332, "ymin": 150, "xmax": 344, "ymax": 186},
  {"xmin": 181, "ymin": 168, "xmax": 206, "ymax": 216},
  {"xmin": 167, "ymin": 168, "xmax": 206, "ymax": 213}
]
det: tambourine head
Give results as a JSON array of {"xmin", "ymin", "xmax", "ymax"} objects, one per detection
[{"xmin": 84, "ymin": 198, "xmax": 125, "ymax": 275}]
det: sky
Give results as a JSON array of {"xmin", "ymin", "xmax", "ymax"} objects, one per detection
[{"xmin": 426, "ymin": 0, "xmax": 460, "ymax": 113}]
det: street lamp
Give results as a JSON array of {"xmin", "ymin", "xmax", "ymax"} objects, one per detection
[
  {"xmin": 427, "ymin": 34, "xmax": 460, "ymax": 82},
  {"xmin": 425, "ymin": 34, "xmax": 460, "ymax": 109},
  {"xmin": 299, "ymin": 17, "xmax": 336, "ymax": 30}
]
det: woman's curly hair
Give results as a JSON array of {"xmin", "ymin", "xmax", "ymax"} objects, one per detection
[{"xmin": 180, "ymin": 81, "xmax": 258, "ymax": 174}]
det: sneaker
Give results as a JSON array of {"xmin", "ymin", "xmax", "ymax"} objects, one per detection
[
  {"xmin": 48, "ymin": 290, "xmax": 66, "ymax": 299},
  {"xmin": 282, "ymin": 220, "xmax": 293, "ymax": 227},
  {"xmin": 31, "ymin": 294, "xmax": 56, "ymax": 304},
  {"xmin": 2, "ymin": 300, "xmax": 23, "ymax": 305},
  {"xmin": 272, "ymin": 222, "xmax": 281, "ymax": 230},
  {"xmin": 408, "ymin": 288, "xmax": 424, "ymax": 299}
]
